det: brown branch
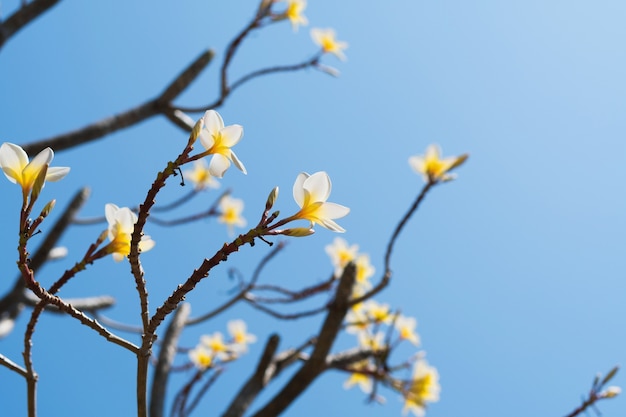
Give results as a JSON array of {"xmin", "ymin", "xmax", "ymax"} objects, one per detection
[
  {"xmin": 349, "ymin": 182, "xmax": 436, "ymax": 308},
  {"xmin": 0, "ymin": 0, "xmax": 61, "ymax": 50},
  {"xmin": 0, "ymin": 187, "xmax": 90, "ymax": 338},
  {"xmin": 21, "ymin": 49, "xmax": 214, "ymax": 155},
  {"xmin": 22, "ymin": 293, "xmax": 115, "ymax": 312},
  {"xmin": 221, "ymin": 334, "xmax": 280, "ymax": 417},
  {"xmin": 149, "ymin": 303, "xmax": 190, "ymax": 417},
  {"xmin": 0, "ymin": 352, "xmax": 27, "ymax": 377},
  {"xmin": 251, "ymin": 263, "xmax": 356, "ymax": 417},
  {"xmin": 185, "ymin": 241, "xmax": 286, "ymax": 326}
]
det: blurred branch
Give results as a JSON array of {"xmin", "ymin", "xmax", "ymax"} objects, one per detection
[
  {"xmin": 251, "ymin": 263, "xmax": 356, "ymax": 417},
  {"xmin": 23, "ymin": 292, "xmax": 115, "ymax": 312},
  {"xmin": 0, "ymin": 0, "xmax": 60, "ymax": 51},
  {"xmin": 221, "ymin": 334, "xmax": 280, "ymax": 417},
  {"xmin": 564, "ymin": 366, "xmax": 621, "ymax": 417},
  {"xmin": 186, "ymin": 241, "xmax": 286, "ymax": 326},
  {"xmin": 0, "ymin": 187, "xmax": 90, "ymax": 338},
  {"xmin": 21, "ymin": 49, "xmax": 214, "ymax": 155},
  {"xmin": 150, "ymin": 303, "xmax": 190, "ymax": 417}
]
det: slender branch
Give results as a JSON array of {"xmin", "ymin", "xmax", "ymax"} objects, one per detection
[
  {"xmin": 150, "ymin": 303, "xmax": 190, "ymax": 417},
  {"xmin": 185, "ymin": 241, "xmax": 286, "ymax": 326},
  {"xmin": 0, "ymin": 0, "xmax": 61, "ymax": 50},
  {"xmin": 251, "ymin": 263, "xmax": 356, "ymax": 417},
  {"xmin": 176, "ymin": 56, "xmax": 320, "ymax": 114},
  {"xmin": 350, "ymin": 182, "xmax": 435, "ymax": 307},
  {"xmin": 21, "ymin": 49, "xmax": 214, "ymax": 155},
  {"xmin": 0, "ymin": 187, "xmax": 90, "ymax": 338},
  {"xmin": 0, "ymin": 352, "xmax": 27, "ymax": 377}
]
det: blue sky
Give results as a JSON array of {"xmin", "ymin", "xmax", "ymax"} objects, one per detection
[{"xmin": 1, "ymin": 1, "xmax": 625, "ymax": 416}]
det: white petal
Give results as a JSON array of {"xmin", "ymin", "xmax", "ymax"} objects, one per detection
[
  {"xmin": 303, "ymin": 171, "xmax": 331, "ymax": 203},
  {"xmin": 230, "ymin": 151, "xmax": 247, "ymax": 174},
  {"xmin": 22, "ymin": 147, "xmax": 53, "ymax": 184},
  {"xmin": 318, "ymin": 218, "xmax": 345, "ymax": 233},
  {"xmin": 203, "ymin": 110, "xmax": 224, "ymax": 134},
  {"xmin": 408, "ymin": 155, "xmax": 425, "ymax": 173},
  {"xmin": 292, "ymin": 172, "xmax": 310, "ymax": 207},
  {"xmin": 105, "ymin": 203, "xmax": 120, "ymax": 226},
  {"xmin": 0, "ymin": 142, "xmax": 29, "ymax": 173},
  {"xmin": 220, "ymin": 124, "xmax": 243, "ymax": 147},
  {"xmin": 116, "ymin": 207, "xmax": 136, "ymax": 234},
  {"xmin": 46, "ymin": 166, "xmax": 70, "ymax": 182},
  {"xmin": 425, "ymin": 144, "xmax": 441, "ymax": 159},
  {"xmin": 198, "ymin": 129, "xmax": 215, "ymax": 151},
  {"xmin": 139, "ymin": 236, "xmax": 155, "ymax": 253},
  {"xmin": 208, "ymin": 154, "xmax": 231, "ymax": 178},
  {"xmin": 319, "ymin": 202, "xmax": 350, "ymax": 220}
]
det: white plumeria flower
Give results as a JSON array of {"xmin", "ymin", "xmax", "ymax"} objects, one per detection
[
  {"xmin": 227, "ymin": 319, "xmax": 256, "ymax": 353},
  {"xmin": 218, "ymin": 195, "xmax": 246, "ymax": 236},
  {"xmin": 310, "ymin": 28, "xmax": 348, "ymax": 61},
  {"xmin": 343, "ymin": 360, "xmax": 374, "ymax": 394},
  {"xmin": 325, "ymin": 237, "xmax": 359, "ymax": 277},
  {"xmin": 282, "ymin": 0, "xmax": 308, "ymax": 31},
  {"xmin": 292, "ymin": 171, "xmax": 350, "ymax": 232},
  {"xmin": 188, "ymin": 344, "xmax": 214, "ymax": 370},
  {"xmin": 408, "ymin": 144, "xmax": 468, "ymax": 183},
  {"xmin": 402, "ymin": 360, "xmax": 440, "ymax": 417},
  {"xmin": 355, "ymin": 253, "xmax": 375, "ymax": 289},
  {"xmin": 0, "ymin": 142, "xmax": 69, "ymax": 203},
  {"xmin": 198, "ymin": 110, "xmax": 246, "ymax": 178},
  {"xmin": 184, "ymin": 159, "xmax": 220, "ymax": 190},
  {"xmin": 104, "ymin": 203, "xmax": 155, "ymax": 262},
  {"xmin": 395, "ymin": 315, "xmax": 420, "ymax": 346}
]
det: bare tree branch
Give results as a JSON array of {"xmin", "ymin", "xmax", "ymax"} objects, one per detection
[
  {"xmin": 221, "ymin": 334, "xmax": 280, "ymax": 417},
  {"xmin": 0, "ymin": 0, "xmax": 61, "ymax": 51},
  {"xmin": 251, "ymin": 263, "xmax": 356, "ymax": 417},
  {"xmin": 150, "ymin": 303, "xmax": 191, "ymax": 417},
  {"xmin": 21, "ymin": 49, "xmax": 214, "ymax": 155}
]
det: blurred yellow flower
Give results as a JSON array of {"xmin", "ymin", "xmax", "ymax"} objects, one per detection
[
  {"xmin": 0, "ymin": 142, "xmax": 69, "ymax": 205},
  {"xmin": 218, "ymin": 195, "xmax": 246, "ymax": 236},
  {"xmin": 201, "ymin": 332, "xmax": 230, "ymax": 360},
  {"xmin": 355, "ymin": 254, "xmax": 375, "ymax": 290},
  {"xmin": 402, "ymin": 360, "xmax": 440, "ymax": 417},
  {"xmin": 343, "ymin": 360, "xmax": 373, "ymax": 394},
  {"xmin": 198, "ymin": 110, "xmax": 246, "ymax": 178},
  {"xmin": 228, "ymin": 319, "xmax": 256, "ymax": 353},
  {"xmin": 292, "ymin": 171, "xmax": 349, "ymax": 232},
  {"xmin": 282, "ymin": 0, "xmax": 307, "ymax": 31},
  {"xmin": 395, "ymin": 315, "xmax": 420, "ymax": 346},
  {"xmin": 310, "ymin": 28, "xmax": 348, "ymax": 61},
  {"xmin": 408, "ymin": 144, "xmax": 468, "ymax": 183},
  {"xmin": 184, "ymin": 159, "xmax": 220, "ymax": 190},
  {"xmin": 325, "ymin": 237, "xmax": 359, "ymax": 277},
  {"xmin": 188, "ymin": 344, "xmax": 213, "ymax": 369},
  {"xmin": 104, "ymin": 204, "xmax": 155, "ymax": 262}
]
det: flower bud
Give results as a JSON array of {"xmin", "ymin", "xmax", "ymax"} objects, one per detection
[
  {"xmin": 40, "ymin": 199, "xmax": 56, "ymax": 218},
  {"xmin": 188, "ymin": 116, "xmax": 204, "ymax": 146},
  {"xmin": 603, "ymin": 386, "xmax": 621, "ymax": 398},
  {"xmin": 30, "ymin": 163, "xmax": 49, "ymax": 204},
  {"xmin": 281, "ymin": 227, "xmax": 315, "ymax": 237},
  {"xmin": 265, "ymin": 186, "xmax": 279, "ymax": 211}
]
